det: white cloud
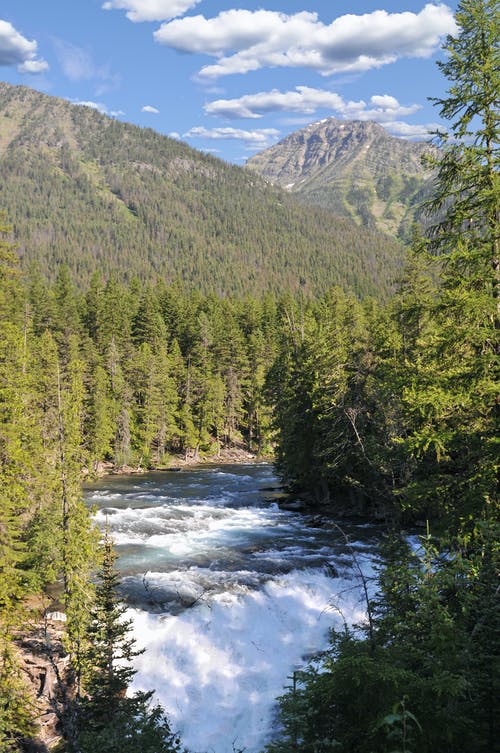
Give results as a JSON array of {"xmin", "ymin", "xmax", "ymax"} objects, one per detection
[
  {"xmin": 18, "ymin": 59, "xmax": 49, "ymax": 74},
  {"xmin": 168, "ymin": 131, "xmax": 182, "ymax": 139},
  {"xmin": 383, "ymin": 121, "xmax": 440, "ymax": 140},
  {"xmin": 102, "ymin": 0, "xmax": 201, "ymax": 22},
  {"xmin": 280, "ymin": 115, "xmax": 321, "ymax": 127},
  {"xmin": 142, "ymin": 104, "xmax": 160, "ymax": 113},
  {"xmin": 0, "ymin": 19, "xmax": 48, "ymax": 73},
  {"xmin": 156, "ymin": 10, "xmax": 287, "ymax": 56},
  {"xmin": 204, "ymin": 86, "xmax": 441, "ymax": 143},
  {"xmin": 55, "ymin": 40, "xmax": 92, "ymax": 80},
  {"xmin": 155, "ymin": 4, "xmax": 456, "ymax": 79},
  {"xmin": 204, "ymin": 86, "xmax": 421, "ymax": 122},
  {"xmin": 183, "ymin": 125, "xmax": 280, "ymax": 148}
]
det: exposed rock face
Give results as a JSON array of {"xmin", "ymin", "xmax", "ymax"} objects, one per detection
[
  {"xmin": 16, "ymin": 615, "xmax": 70, "ymax": 751},
  {"xmin": 246, "ymin": 118, "xmax": 436, "ymax": 239}
]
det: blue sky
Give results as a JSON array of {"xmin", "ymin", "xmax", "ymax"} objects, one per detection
[{"xmin": 0, "ymin": 1, "xmax": 458, "ymax": 163}]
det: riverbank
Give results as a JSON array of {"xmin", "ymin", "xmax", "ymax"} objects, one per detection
[{"xmin": 90, "ymin": 446, "xmax": 274, "ymax": 478}]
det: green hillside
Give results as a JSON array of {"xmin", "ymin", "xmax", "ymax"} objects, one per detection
[{"xmin": 0, "ymin": 82, "xmax": 403, "ymax": 298}]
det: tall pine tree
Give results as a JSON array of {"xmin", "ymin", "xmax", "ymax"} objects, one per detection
[{"xmin": 78, "ymin": 531, "xmax": 182, "ymax": 753}]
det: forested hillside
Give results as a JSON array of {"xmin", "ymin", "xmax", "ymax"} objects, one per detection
[{"xmin": 0, "ymin": 82, "xmax": 402, "ymax": 299}]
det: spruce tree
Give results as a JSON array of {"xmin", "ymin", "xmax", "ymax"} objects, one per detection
[
  {"xmin": 427, "ymin": 0, "xmax": 499, "ymax": 267},
  {"xmin": 78, "ymin": 532, "xmax": 182, "ymax": 753},
  {"xmin": 402, "ymin": 0, "xmax": 499, "ymax": 525},
  {"xmin": 0, "ymin": 213, "xmax": 36, "ymax": 748},
  {"xmin": 86, "ymin": 361, "xmax": 116, "ymax": 474}
]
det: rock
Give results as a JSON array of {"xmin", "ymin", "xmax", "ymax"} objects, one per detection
[
  {"xmin": 279, "ymin": 500, "xmax": 306, "ymax": 512},
  {"xmin": 44, "ymin": 611, "xmax": 66, "ymax": 622},
  {"xmin": 16, "ymin": 622, "xmax": 71, "ymax": 750}
]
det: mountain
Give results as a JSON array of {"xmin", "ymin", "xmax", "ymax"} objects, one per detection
[
  {"xmin": 246, "ymin": 118, "xmax": 435, "ymax": 240},
  {"xmin": 0, "ymin": 82, "xmax": 404, "ymax": 299}
]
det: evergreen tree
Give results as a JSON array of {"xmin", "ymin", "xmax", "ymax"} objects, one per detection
[
  {"xmin": 52, "ymin": 266, "xmax": 83, "ymax": 355},
  {"xmin": 268, "ymin": 4, "xmax": 499, "ymax": 750},
  {"xmin": 56, "ymin": 337, "xmax": 97, "ymax": 650},
  {"xmin": 0, "ymin": 213, "xmax": 37, "ymax": 748},
  {"xmin": 83, "ymin": 271, "xmax": 105, "ymax": 344},
  {"xmin": 99, "ymin": 277, "xmax": 136, "ymax": 357},
  {"xmin": 245, "ymin": 327, "xmax": 274, "ymax": 454},
  {"xmin": 78, "ymin": 532, "xmax": 183, "ymax": 753},
  {"xmin": 267, "ymin": 529, "xmax": 499, "ymax": 753},
  {"xmin": 86, "ymin": 360, "xmax": 116, "ymax": 474},
  {"xmin": 130, "ymin": 342, "xmax": 179, "ymax": 466},
  {"xmin": 427, "ymin": 0, "xmax": 499, "ymax": 267},
  {"xmin": 399, "ymin": 0, "xmax": 499, "ymax": 526},
  {"xmin": 268, "ymin": 296, "xmax": 317, "ymax": 494}
]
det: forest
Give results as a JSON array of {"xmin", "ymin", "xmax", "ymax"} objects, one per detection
[
  {"xmin": 0, "ymin": 80, "xmax": 402, "ymax": 300},
  {"xmin": 0, "ymin": 0, "xmax": 498, "ymax": 751}
]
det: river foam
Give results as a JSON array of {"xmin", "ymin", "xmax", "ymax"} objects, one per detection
[
  {"xmin": 85, "ymin": 464, "xmax": 377, "ymax": 753},
  {"xmin": 129, "ymin": 567, "xmax": 367, "ymax": 753}
]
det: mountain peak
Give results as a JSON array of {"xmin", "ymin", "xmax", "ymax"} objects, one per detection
[{"xmin": 246, "ymin": 118, "xmax": 434, "ymax": 239}]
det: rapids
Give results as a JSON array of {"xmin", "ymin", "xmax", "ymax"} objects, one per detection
[{"xmin": 85, "ymin": 463, "xmax": 380, "ymax": 753}]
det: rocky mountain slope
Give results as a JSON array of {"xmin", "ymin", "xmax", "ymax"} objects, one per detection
[
  {"xmin": 246, "ymin": 118, "xmax": 435, "ymax": 240},
  {"xmin": 0, "ymin": 83, "xmax": 403, "ymax": 299}
]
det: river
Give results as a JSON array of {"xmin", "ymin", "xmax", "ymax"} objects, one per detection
[{"xmin": 85, "ymin": 462, "xmax": 380, "ymax": 753}]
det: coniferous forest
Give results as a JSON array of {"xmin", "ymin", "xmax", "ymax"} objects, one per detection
[
  {"xmin": 0, "ymin": 82, "xmax": 402, "ymax": 301},
  {"xmin": 0, "ymin": 1, "xmax": 498, "ymax": 751}
]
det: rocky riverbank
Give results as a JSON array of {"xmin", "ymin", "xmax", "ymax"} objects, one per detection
[{"xmin": 90, "ymin": 446, "xmax": 272, "ymax": 478}]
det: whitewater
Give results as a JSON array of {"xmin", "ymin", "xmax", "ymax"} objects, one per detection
[{"xmin": 85, "ymin": 463, "xmax": 379, "ymax": 753}]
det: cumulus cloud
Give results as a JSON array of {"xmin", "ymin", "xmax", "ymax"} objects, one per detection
[
  {"xmin": 204, "ymin": 86, "xmax": 421, "ymax": 122},
  {"xmin": 102, "ymin": 0, "xmax": 201, "ymax": 22},
  {"xmin": 0, "ymin": 19, "xmax": 48, "ymax": 73},
  {"xmin": 183, "ymin": 125, "xmax": 280, "ymax": 149},
  {"xmin": 18, "ymin": 59, "xmax": 49, "ymax": 74},
  {"xmin": 142, "ymin": 104, "xmax": 160, "ymax": 113},
  {"xmin": 383, "ymin": 120, "xmax": 440, "ymax": 140},
  {"xmin": 203, "ymin": 86, "xmax": 439, "ymax": 143},
  {"xmin": 155, "ymin": 4, "xmax": 456, "ymax": 79}
]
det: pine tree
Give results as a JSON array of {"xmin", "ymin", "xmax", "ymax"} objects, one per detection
[
  {"xmin": 0, "ymin": 213, "xmax": 37, "ymax": 748},
  {"xmin": 52, "ymin": 266, "xmax": 83, "ymax": 356},
  {"xmin": 86, "ymin": 360, "xmax": 116, "ymax": 474},
  {"xmin": 427, "ymin": 0, "xmax": 499, "ymax": 268},
  {"xmin": 401, "ymin": 0, "xmax": 499, "ymax": 525},
  {"xmin": 78, "ymin": 532, "xmax": 183, "ymax": 753},
  {"xmin": 130, "ymin": 342, "xmax": 178, "ymax": 466},
  {"xmin": 268, "ymin": 295, "xmax": 317, "ymax": 493},
  {"xmin": 245, "ymin": 327, "xmax": 274, "ymax": 454},
  {"xmin": 267, "ymin": 6, "xmax": 499, "ymax": 746}
]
